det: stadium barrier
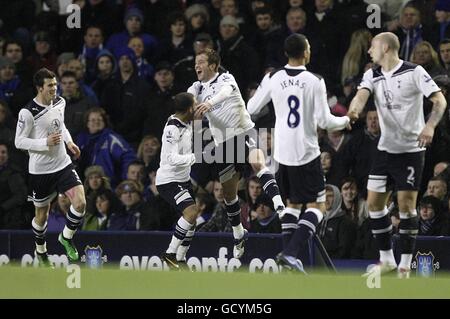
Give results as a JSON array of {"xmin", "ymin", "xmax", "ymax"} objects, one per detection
[{"xmin": 0, "ymin": 231, "xmax": 448, "ymax": 276}]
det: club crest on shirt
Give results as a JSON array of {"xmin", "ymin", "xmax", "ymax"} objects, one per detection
[
  {"xmin": 411, "ymin": 251, "xmax": 439, "ymax": 277},
  {"xmin": 48, "ymin": 119, "xmax": 61, "ymax": 134}
]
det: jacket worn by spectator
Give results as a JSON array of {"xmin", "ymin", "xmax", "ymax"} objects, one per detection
[{"xmin": 0, "ymin": 163, "xmax": 27, "ymax": 229}]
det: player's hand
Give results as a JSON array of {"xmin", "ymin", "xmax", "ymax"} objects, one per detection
[
  {"xmin": 195, "ymin": 102, "xmax": 212, "ymax": 117},
  {"xmin": 67, "ymin": 142, "xmax": 81, "ymax": 159},
  {"xmin": 346, "ymin": 110, "xmax": 359, "ymax": 123},
  {"xmin": 47, "ymin": 133, "xmax": 62, "ymax": 146},
  {"xmin": 418, "ymin": 125, "xmax": 434, "ymax": 148}
]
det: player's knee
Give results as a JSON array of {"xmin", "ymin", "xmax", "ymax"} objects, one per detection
[{"xmin": 72, "ymin": 198, "xmax": 86, "ymax": 214}]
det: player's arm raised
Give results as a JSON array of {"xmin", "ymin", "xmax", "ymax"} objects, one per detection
[
  {"xmin": 14, "ymin": 109, "xmax": 50, "ymax": 152},
  {"xmin": 247, "ymin": 73, "xmax": 272, "ymax": 116}
]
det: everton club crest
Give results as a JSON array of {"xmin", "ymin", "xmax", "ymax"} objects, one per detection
[
  {"xmin": 411, "ymin": 251, "xmax": 439, "ymax": 277},
  {"xmin": 81, "ymin": 245, "xmax": 107, "ymax": 269}
]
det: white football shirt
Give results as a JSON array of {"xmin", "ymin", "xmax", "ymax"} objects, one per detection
[
  {"xmin": 248, "ymin": 65, "xmax": 350, "ymax": 166},
  {"xmin": 15, "ymin": 97, "xmax": 73, "ymax": 174},
  {"xmin": 358, "ymin": 60, "xmax": 440, "ymax": 153},
  {"xmin": 187, "ymin": 72, "xmax": 254, "ymax": 145},
  {"xmin": 156, "ymin": 115, "xmax": 196, "ymax": 185}
]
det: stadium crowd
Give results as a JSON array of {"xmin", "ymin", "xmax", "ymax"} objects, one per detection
[{"xmin": 0, "ymin": 0, "xmax": 450, "ymax": 260}]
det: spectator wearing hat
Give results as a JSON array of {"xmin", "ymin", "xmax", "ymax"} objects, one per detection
[
  {"xmin": 434, "ymin": 0, "xmax": 450, "ymax": 42},
  {"xmin": 108, "ymin": 180, "xmax": 160, "ymax": 231},
  {"xmin": 91, "ymin": 49, "xmax": 117, "ymax": 99},
  {"xmin": 216, "ymin": 15, "xmax": 260, "ymax": 92},
  {"xmin": 26, "ymin": 31, "xmax": 57, "ymax": 75},
  {"xmin": 65, "ymin": 58, "xmax": 99, "ymax": 105},
  {"xmin": 159, "ymin": 12, "xmax": 194, "ymax": 65},
  {"xmin": 185, "ymin": 4, "xmax": 211, "ymax": 38},
  {"xmin": 56, "ymin": 52, "xmax": 76, "ymax": 79},
  {"xmin": 106, "ymin": 7, "xmax": 159, "ymax": 65},
  {"xmin": 128, "ymin": 36, "xmax": 154, "ymax": 83},
  {"xmin": 418, "ymin": 195, "xmax": 449, "ymax": 236},
  {"xmin": 83, "ymin": 165, "xmax": 112, "ymax": 216},
  {"xmin": 250, "ymin": 193, "xmax": 281, "ymax": 234},
  {"xmin": 0, "ymin": 56, "xmax": 33, "ymax": 118},
  {"xmin": 143, "ymin": 61, "xmax": 182, "ymax": 139},
  {"xmin": 100, "ymin": 46, "xmax": 151, "ymax": 147}
]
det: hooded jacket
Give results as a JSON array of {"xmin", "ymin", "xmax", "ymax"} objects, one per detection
[{"xmin": 318, "ymin": 184, "xmax": 357, "ymax": 259}]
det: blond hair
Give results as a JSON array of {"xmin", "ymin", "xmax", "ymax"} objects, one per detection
[
  {"xmin": 410, "ymin": 41, "xmax": 440, "ymax": 68},
  {"xmin": 341, "ymin": 29, "xmax": 373, "ymax": 85}
]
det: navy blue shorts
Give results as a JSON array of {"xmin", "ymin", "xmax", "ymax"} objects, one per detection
[
  {"xmin": 28, "ymin": 163, "xmax": 82, "ymax": 207},
  {"xmin": 157, "ymin": 181, "xmax": 196, "ymax": 213}
]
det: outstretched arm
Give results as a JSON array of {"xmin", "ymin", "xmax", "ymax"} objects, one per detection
[
  {"xmin": 347, "ymin": 88, "xmax": 371, "ymax": 123},
  {"xmin": 247, "ymin": 73, "xmax": 272, "ymax": 115}
]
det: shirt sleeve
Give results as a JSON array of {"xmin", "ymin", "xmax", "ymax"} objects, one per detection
[
  {"xmin": 14, "ymin": 109, "xmax": 49, "ymax": 152},
  {"xmin": 187, "ymin": 81, "xmax": 201, "ymax": 98},
  {"xmin": 413, "ymin": 65, "xmax": 441, "ymax": 98},
  {"xmin": 357, "ymin": 69, "xmax": 374, "ymax": 93},
  {"xmin": 247, "ymin": 72, "xmax": 272, "ymax": 115},
  {"xmin": 163, "ymin": 125, "xmax": 196, "ymax": 167},
  {"xmin": 314, "ymin": 78, "xmax": 350, "ymax": 130}
]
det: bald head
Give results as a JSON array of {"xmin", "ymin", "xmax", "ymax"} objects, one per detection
[{"xmin": 374, "ymin": 32, "xmax": 400, "ymax": 53}]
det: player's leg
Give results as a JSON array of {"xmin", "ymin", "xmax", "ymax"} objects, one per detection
[
  {"xmin": 59, "ymin": 184, "xmax": 85, "ymax": 262},
  {"xmin": 248, "ymin": 148, "xmax": 285, "ymax": 211},
  {"xmin": 364, "ymin": 189, "xmax": 397, "ymax": 274},
  {"xmin": 32, "ymin": 204, "xmax": 53, "ymax": 267},
  {"xmin": 221, "ymin": 170, "xmax": 248, "ymax": 258},
  {"xmin": 396, "ymin": 190, "xmax": 419, "ymax": 278},
  {"xmin": 176, "ymin": 222, "xmax": 196, "ymax": 264}
]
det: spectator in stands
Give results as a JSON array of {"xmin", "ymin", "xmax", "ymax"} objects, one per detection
[
  {"xmin": 143, "ymin": 61, "xmax": 181, "ymax": 139},
  {"xmin": 318, "ymin": 184, "xmax": 357, "ymax": 259},
  {"xmin": 106, "ymin": 7, "xmax": 159, "ymax": 64},
  {"xmin": 76, "ymin": 107, "xmax": 137, "ymax": 188},
  {"xmin": 341, "ymin": 107, "xmax": 380, "ymax": 197},
  {"xmin": 426, "ymin": 176, "xmax": 449, "ymax": 212},
  {"xmin": 250, "ymin": 193, "xmax": 281, "ymax": 234},
  {"xmin": 159, "ymin": 12, "xmax": 194, "ymax": 66},
  {"xmin": 60, "ymin": 71, "xmax": 96, "ymax": 137},
  {"xmin": 321, "ymin": 128, "xmax": 352, "ymax": 187},
  {"xmin": 439, "ymin": 39, "xmax": 450, "ymax": 76},
  {"xmin": 47, "ymin": 194, "xmax": 71, "ymax": 233},
  {"xmin": 80, "ymin": 0, "xmax": 120, "ymax": 41},
  {"xmin": 55, "ymin": 52, "xmax": 76, "ymax": 79},
  {"xmin": 320, "ymin": 149, "xmax": 340, "ymax": 187},
  {"xmin": 185, "ymin": 3, "xmax": 211, "ymax": 38},
  {"xmin": 3, "ymin": 40, "xmax": 32, "ymax": 85},
  {"xmin": 26, "ymin": 31, "xmax": 57, "ymax": 74},
  {"xmin": 216, "ymin": 15, "xmax": 260, "ymax": 91},
  {"xmin": 434, "ymin": 0, "xmax": 450, "ymax": 42},
  {"xmin": 137, "ymin": 135, "xmax": 161, "ymax": 178},
  {"xmin": 418, "ymin": 195, "xmax": 449, "ymax": 236},
  {"xmin": 0, "ymin": 141, "xmax": 27, "ymax": 229},
  {"xmin": 241, "ymin": 176, "xmax": 262, "ymax": 229},
  {"xmin": 434, "ymin": 161, "xmax": 450, "ymax": 177},
  {"xmin": 410, "ymin": 41, "xmax": 443, "ymax": 77},
  {"xmin": 83, "ymin": 165, "xmax": 111, "ymax": 216},
  {"xmin": 395, "ymin": 2, "xmax": 431, "ymax": 61},
  {"xmin": 340, "ymin": 29, "xmax": 373, "ymax": 86},
  {"xmin": 67, "ymin": 58, "xmax": 99, "ymax": 105},
  {"xmin": 198, "ymin": 180, "xmax": 231, "ymax": 232},
  {"xmin": 83, "ymin": 189, "xmax": 121, "ymax": 231},
  {"xmin": 91, "ymin": 49, "xmax": 117, "ymax": 99},
  {"xmin": 101, "ymin": 47, "xmax": 151, "ymax": 147},
  {"xmin": 79, "ymin": 25, "xmax": 105, "ymax": 84},
  {"xmin": 0, "ymin": 56, "xmax": 33, "ymax": 118},
  {"xmin": 108, "ymin": 180, "xmax": 160, "ymax": 231},
  {"xmin": 0, "ymin": 101, "xmax": 15, "ymax": 146},
  {"xmin": 266, "ymin": 7, "xmax": 307, "ymax": 70},
  {"xmin": 126, "ymin": 160, "xmax": 148, "ymax": 198},
  {"xmin": 195, "ymin": 192, "xmax": 215, "ymax": 230},
  {"xmin": 128, "ymin": 36, "xmax": 154, "ymax": 83},
  {"xmin": 340, "ymin": 177, "xmax": 368, "ymax": 226}
]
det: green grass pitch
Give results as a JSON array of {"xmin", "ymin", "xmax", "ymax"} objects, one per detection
[{"xmin": 1, "ymin": 265, "xmax": 450, "ymax": 299}]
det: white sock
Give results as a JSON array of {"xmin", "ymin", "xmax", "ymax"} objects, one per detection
[
  {"xmin": 272, "ymin": 195, "xmax": 284, "ymax": 209},
  {"xmin": 232, "ymin": 224, "xmax": 245, "ymax": 239},
  {"xmin": 399, "ymin": 254, "xmax": 413, "ymax": 270},
  {"xmin": 63, "ymin": 226, "xmax": 75, "ymax": 239},
  {"xmin": 35, "ymin": 242, "xmax": 47, "ymax": 254},
  {"xmin": 380, "ymin": 249, "xmax": 397, "ymax": 265},
  {"xmin": 176, "ymin": 245, "xmax": 189, "ymax": 261},
  {"xmin": 167, "ymin": 217, "xmax": 193, "ymax": 254}
]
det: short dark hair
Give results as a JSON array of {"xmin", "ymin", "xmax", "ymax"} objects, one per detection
[
  {"xmin": 173, "ymin": 92, "xmax": 194, "ymax": 113},
  {"xmin": 439, "ymin": 38, "xmax": 450, "ymax": 47},
  {"xmin": 33, "ymin": 68, "xmax": 56, "ymax": 88},
  {"xmin": 254, "ymin": 7, "xmax": 273, "ymax": 17},
  {"xmin": 168, "ymin": 11, "xmax": 187, "ymax": 26},
  {"xmin": 60, "ymin": 71, "xmax": 77, "ymax": 80},
  {"xmin": 3, "ymin": 40, "xmax": 23, "ymax": 55},
  {"xmin": 284, "ymin": 33, "xmax": 308, "ymax": 59}
]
